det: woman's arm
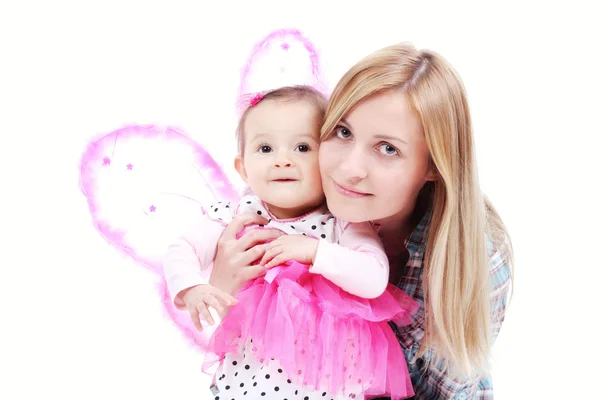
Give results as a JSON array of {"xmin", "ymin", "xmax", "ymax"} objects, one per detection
[{"xmin": 310, "ymin": 221, "xmax": 390, "ymax": 299}]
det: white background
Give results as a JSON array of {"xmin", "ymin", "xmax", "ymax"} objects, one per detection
[{"xmin": 1, "ymin": 1, "xmax": 599, "ymax": 399}]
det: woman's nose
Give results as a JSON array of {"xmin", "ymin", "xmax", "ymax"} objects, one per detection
[{"xmin": 337, "ymin": 147, "xmax": 368, "ymax": 180}]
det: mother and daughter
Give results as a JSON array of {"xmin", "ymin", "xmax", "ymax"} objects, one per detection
[{"xmin": 164, "ymin": 42, "xmax": 513, "ymax": 400}]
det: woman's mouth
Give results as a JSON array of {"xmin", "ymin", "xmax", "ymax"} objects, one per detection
[{"xmin": 333, "ymin": 181, "xmax": 371, "ymax": 198}]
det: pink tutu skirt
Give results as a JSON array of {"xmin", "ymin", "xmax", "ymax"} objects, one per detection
[{"xmin": 203, "ymin": 260, "xmax": 418, "ymax": 399}]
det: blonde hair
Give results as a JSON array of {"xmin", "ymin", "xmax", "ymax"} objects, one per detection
[
  {"xmin": 322, "ymin": 44, "xmax": 513, "ymax": 377},
  {"xmin": 236, "ymin": 85, "xmax": 328, "ymax": 154}
]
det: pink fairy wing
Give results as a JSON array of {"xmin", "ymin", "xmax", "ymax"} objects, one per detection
[
  {"xmin": 79, "ymin": 29, "xmax": 329, "ymax": 351},
  {"xmin": 79, "ymin": 125, "xmax": 237, "ymax": 348},
  {"xmin": 80, "ymin": 124, "xmax": 237, "ymax": 273},
  {"xmin": 237, "ymin": 28, "xmax": 327, "ymax": 114}
]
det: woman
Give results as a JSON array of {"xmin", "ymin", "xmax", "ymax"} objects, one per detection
[{"xmin": 206, "ymin": 43, "xmax": 513, "ymax": 399}]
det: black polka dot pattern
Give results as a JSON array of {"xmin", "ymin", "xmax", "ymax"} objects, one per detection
[
  {"xmin": 212, "ymin": 343, "xmax": 363, "ymax": 399},
  {"xmin": 206, "ymin": 196, "xmax": 366, "ymax": 399},
  {"xmin": 208, "ymin": 194, "xmax": 336, "ymax": 244}
]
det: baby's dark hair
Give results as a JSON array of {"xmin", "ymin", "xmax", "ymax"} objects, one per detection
[{"xmin": 236, "ymin": 85, "xmax": 328, "ymax": 154}]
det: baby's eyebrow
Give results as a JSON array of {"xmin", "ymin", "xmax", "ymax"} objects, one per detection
[
  {"xmin": 248, "ymin": 133, "xmax": 318, "ymax": 142},
  {"xmin": 247, "ymin": 133, "xmax": 273, "ymax": 142}
]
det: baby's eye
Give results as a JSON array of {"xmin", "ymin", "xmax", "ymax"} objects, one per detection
[
  {"xmin": 377, "ymin": 143, "xmax": 399, "ymax": 156},
  {"xmin": 295, "ymin": 144, "xmax": 310, "ymax": 152},
  {"xmin": 258, "ymin": 145, "xmax": 272, "ymax": 153}
]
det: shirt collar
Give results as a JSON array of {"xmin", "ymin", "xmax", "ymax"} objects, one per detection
[{"xmin": 404, "ymin": 208, "xmax": 432, "ymax": 259}]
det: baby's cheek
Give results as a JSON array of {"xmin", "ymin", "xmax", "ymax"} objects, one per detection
[{"xmin": 309, "ymin": 162, "xmax": 324, "ymax": 185}]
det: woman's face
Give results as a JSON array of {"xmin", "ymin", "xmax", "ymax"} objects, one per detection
[{"xmin": 319, "ymin": 90, "xmax": 436, "ymax": 224}]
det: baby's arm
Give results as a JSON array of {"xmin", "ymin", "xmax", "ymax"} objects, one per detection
[
  {"xmin": 310, "ymin": 221, "xmax": 389, "ymax": 299},
  {"xmin": 163, "ymin": 214, "xmax": 226, "ymax": 310}
]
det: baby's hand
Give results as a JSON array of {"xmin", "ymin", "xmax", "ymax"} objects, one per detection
[
  {"xmin": 180, "ymin": 284, "xmax": 239, "ymax": 332},
  {"xmin": 260, "ymin": 234, "xmax": 319, "ymax": 269}
]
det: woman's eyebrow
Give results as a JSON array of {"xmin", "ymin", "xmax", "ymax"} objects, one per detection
[
  {"xmin": 373, "ymin": 134, "xmax": 408, "ymax": 145},
  {"xmin": 340, "ymin": 118, "xmax": 353, "ymax": 129},
  {"xmin": 341, "ymin": 118, "xmax": 408, "ymax": 145}
]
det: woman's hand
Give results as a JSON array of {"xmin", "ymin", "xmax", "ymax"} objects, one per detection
[{"xmin": 209, "ymin": 212, "xmax": 284, "ymax": 295}]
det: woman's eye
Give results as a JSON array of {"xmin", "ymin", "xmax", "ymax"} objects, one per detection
[
  {"xmin": 295, "ymin": 144, "xmax": 310, "ymax": 152},
  {"xmin": 259, "ymin": 145, "xmax": 272, "ymax": 153},
  {"xmin": 378, "ymin": 143, "xmax": 398, "ymax": 156},
  {"xmin": 334, "ymin": 126, "xmax": 352, "ymax": 139}
]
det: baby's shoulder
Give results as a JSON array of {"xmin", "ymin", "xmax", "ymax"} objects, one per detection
[{"xmin": 204, "ymin": 199, "xmax": 237, "ymax": 224}]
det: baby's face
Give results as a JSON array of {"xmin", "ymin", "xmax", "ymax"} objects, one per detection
[{"xmin": 235, "ymin": 99, "xmax": 325, "ymax": 219}]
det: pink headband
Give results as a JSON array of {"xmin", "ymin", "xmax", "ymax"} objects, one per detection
[
  {"xmin": 236, "ymin": 91, "xmax": 266, "ymax": 116},
  {"xmin": 249, "ymin": 93, "xmax": 263, "ymax": 107}
]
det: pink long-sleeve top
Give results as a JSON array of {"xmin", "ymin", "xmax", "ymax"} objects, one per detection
[{"xmin": 163, "ymin": 194, "xmax": 390, "ymax": 309}]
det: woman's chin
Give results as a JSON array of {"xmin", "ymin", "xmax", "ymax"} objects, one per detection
[{"xmin": 325, "ymin": 201, "xmax": 371, "ymax": 223}]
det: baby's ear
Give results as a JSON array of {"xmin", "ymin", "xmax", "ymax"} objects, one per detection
[{"xmin": 234, "ymin": 155, "xmax": 248, "ymax": 183}]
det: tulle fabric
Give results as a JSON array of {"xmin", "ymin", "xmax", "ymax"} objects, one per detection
[{"xmin": 203, "ymin": 260, "xmax": 418, "ymax": 399}]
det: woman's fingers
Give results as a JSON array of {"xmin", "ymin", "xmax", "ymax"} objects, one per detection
[
  {"xmin": 239, "ymin": 243, "xmax": 268, "ymax": 266},
  {"xmin": 236, "ymin": 229, "xmax": 283, "ymax": 252},
  {"xmin": 210, "ymin": 212, "xmax": 285, "ymax": 297},
  {"xmin": 260, "ymin": 246, "xmax": 282, "ymax": 266},
  {"xmin": 264, "ymin": 254, "xmax": 287, "ymax": 270},
  {"xmin": 220, "ymin": 212, "xmax": 268, "ymax": 242},
  {"xmin": 239, "ymin": 264, "xmax": 268, "ymax": 282}
]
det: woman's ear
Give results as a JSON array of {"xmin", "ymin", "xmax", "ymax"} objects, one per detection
[
  {"xmin": 234, "ymin": 155, "xmax": 248, "ymax": 183},
  {"xmin": 425, "ymin": 169, "xmax": 439, "ymax": 182},
  {"xmin": 425, "ymin": 159, "xmax": 440, "ymax": 182}
]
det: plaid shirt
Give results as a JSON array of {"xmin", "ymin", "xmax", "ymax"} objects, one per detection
[{"xmin": 386, "ymin": 210, "xmax": 512, "ymax": 400}]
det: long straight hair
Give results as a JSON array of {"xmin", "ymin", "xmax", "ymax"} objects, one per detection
[{"xmin": 321, "ymin": 43, "xmax": 513, "ymax": 377}]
